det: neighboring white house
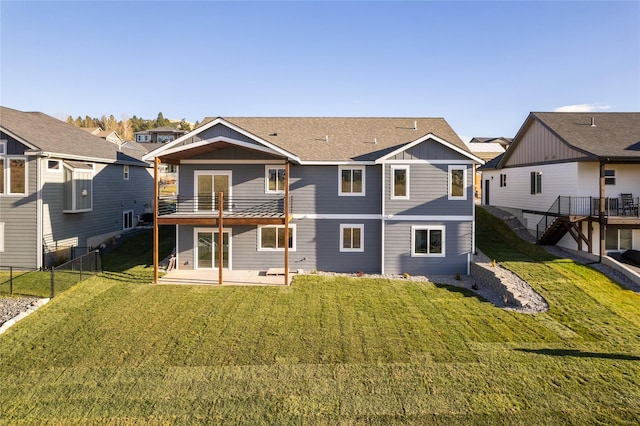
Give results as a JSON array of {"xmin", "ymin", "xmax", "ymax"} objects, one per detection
[{"xmin": 480, "ymin": 112, "xmax": 640, "ymax": 257}]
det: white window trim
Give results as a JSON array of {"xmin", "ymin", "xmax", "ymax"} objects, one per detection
[
  {"xmin": 390, "ymin": 165, "xmax": 410, "ymax": 200},
  {"xmin": 411, "ymin": 225, "xmax": 446, "ymax": 257},
  {"xmin": 46, "ymin": 159, "xmax": 62, "ymax": 173},
  {"xmin": 264, "ymin": 165, "xmax": 286, "ymax": 194},
  {"xmin": 257, "ymin": 224, "xmax": 296, "ymax": 251},
  {"xmin": 123, "ymin": 165, "xmax": 130, "ymax": 181},
  {"xmin": 338, "ymin": 166, "xmax": 366, "ymax": 196},
  {"xmin": 339, "ymin": 224, "xmax": 364, "ymax": 252},
  {"xmin": 2, "ymin": 155, "xmax": 28, "ymax": 196},
  {"xmin": 123, "ymin": 210, "xmax": 134, "ymax": 230},
  {"xmin": 0, "ymin": 140, "xmax": 5, "ymax": 155},
  {"xmin": 62, "ymin": 162, "xmax": 95, "ymax": 213},
  {"xmin": 194, "ymin": 227, "xmax": 233, "ymax": 270},
  {"xmin": 0, "ymin": 222, "xmax": 4, "ymax": 252},
  {"xmin": 448, "ymin": 165, "xmax": 467, "ymax": 200}
]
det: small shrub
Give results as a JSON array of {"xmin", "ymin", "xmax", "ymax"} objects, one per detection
[
  {"xmin": 356, "ymin": 271, "xmax": 364, "ymax": 277},
  {"xmin": 491, "ymin": 259, "xmax": 497, "ymax": 267},
  {"xmin": 403, "ymin": 272, "xmax": 410, "ymax": 279},
  {"xmin": 455, "ymin": 274, "xmax": 461, "ymax": 281}
]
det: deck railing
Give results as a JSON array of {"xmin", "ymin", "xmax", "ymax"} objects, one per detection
[
  {"xmin": 536, "ymin": 196, "xmax": 639, "ymax": 240},
  {"xmin": 158, "ymin": 195, "xmax": 290, "ymax": 218}
]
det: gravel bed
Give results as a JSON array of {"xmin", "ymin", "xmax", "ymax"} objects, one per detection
[{"xmin": 0, "ymin": 297, "xmax": 42, "ymax": 327}]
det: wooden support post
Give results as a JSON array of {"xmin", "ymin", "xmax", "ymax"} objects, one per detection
[
  {"xmin": 284, "ymin": 161, "xmax": 290, "ymax": 286},
  {"xmin": 599, "ymin": 161, "xmax": 606, "ymax": 261},
  {"xmin": 218, "ymin": 192, "xmax": 224, "ymax": 285},
  {"xmin": 153, "ymin": 158, "xmax": 159, "ymax": 284},
  {"xmin": 588, "ymin": 219, "xmax": 593, "ymax": 254}
]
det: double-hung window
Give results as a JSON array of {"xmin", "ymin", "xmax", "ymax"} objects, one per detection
[
  {"xmin": 0, "ymin": 141, "xmax": 27, "ymax": 196},
  {"xmin": 338, "ymin": 166, "xmax": 365, "ymax": 196},
  {"xmin": 340, "ymin": 224, "xmax": 364, "ymax": 252},
  {"xmin": 123, "ymin": 165, "xmax": 130, "ymax": 180},
  {"xmin": 448, "ymin": 165, "xmax": 467, "ymax": 200},
  {"xmin": 411, "ymin": 225, "xmax": 445, "ymax": 257},
  {"xmin": 604, "ymin": 170, "xmax": 616, "ymax": 185},
  {"xmin": 500, "ymin": 173, "xmax": 507, "ymax": 187},
  {"xmin": 265, "ymin": 165, "xmax": 286, "ymax": 193},
  {"xmin": 391, "ymin": 165, "xmax": 409, "ymax": 199},
  {"xmin": 530, "ymin": 171, "xmax": 542, "ymax": 194},
  {"xmin": 258, "ymin": 225, "xmax": 296, "ymax": 251}
]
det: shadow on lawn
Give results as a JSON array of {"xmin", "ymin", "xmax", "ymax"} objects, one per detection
[
  {"xmin": 433, "ymin": 283, "xmax": 490, "ymax": 304},
  {"xmin": 515, "ymin": 348, "xmax": 640, "ymax": 361}
]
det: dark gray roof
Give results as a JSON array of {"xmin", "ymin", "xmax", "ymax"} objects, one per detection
[
  {"xmin": 0, "ymin": 106, "xmax": 148, "ymax": 165},
  {"xmin": 529, "ymin": 112, "xmax": 640, "ymax": 159},
  {"xmin": 197, "ymin": 117, "xmax": 473, "ymax": 162}
]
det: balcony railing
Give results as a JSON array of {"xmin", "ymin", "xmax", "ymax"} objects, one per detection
[
  {"xmin": 536, "ymin": 196, "xmax": 639, "ymax": 239},
  {"xmin": 158, "ymin": 195, "xmax": 289, "ymax": 218}
]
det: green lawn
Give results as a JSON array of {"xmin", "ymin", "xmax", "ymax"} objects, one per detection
[{"xmin": 1, "ymin": 210, "xmax": 639, "ymax": 424}]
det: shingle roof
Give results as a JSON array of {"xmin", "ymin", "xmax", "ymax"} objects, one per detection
[
  {"xmin": 199, "ymin": 117, "xmax": 472, "ymax": 162},
  {"xmin": 0, "ymin": 106, "xmax": 148, "ymax": 164},
  {"xmin": 530, "ymin": 112, "xmax": 640, "ymax": 159}
]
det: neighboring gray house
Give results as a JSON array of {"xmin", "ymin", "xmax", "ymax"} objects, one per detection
[
  {"xmin": 135, "ymin": 126, "xmax": 187, "ymax": 143},
  {"xmin": 480, "ymin": 112, "xmax": 640, "ymax": 257},
  {"xmin": 143, "ymin": 117, "xmax": 484, "ymax": 283},
  {"xmin": 0, "ymin": 106, "xmax": 154, "ymax": 269}
]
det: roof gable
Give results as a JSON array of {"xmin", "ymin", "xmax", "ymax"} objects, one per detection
[
  {"xmin": 145, "ymin": 117, "xmax": 479, "ymax": 164},
  {"xmin": 0, "ymin": 106, "xmax": 148, "ymax": 165},
  {"xmin": 498, "ymin": 112, "xmax": 640, "ymax": 168}
]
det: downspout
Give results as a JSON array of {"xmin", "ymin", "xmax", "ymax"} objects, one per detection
[
  {"xmin": 37, "ymin": 155, "xmax": 43, "ymax": 269},
  {"xmin": 284, "ymin": 161, "xmax": 290, "ymax": 286},
  {"xmin": 381, "ymin": 163, "xmax": 386, "ymax": 275}
]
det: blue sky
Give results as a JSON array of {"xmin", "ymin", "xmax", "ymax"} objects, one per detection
[{"xmin": 1, "ymin": 1, "xmax": 638, "ymax": 140}]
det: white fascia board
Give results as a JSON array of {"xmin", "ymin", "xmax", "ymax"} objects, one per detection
[
  {"xmin": 375, "ymin": 133, "xmax": 485, "ymax": 165},
  {"xmin": 142, "ymin": 117, "xmax": 302, "ymax": 164},
  {"xmin": 25, "ymin": 150, "xmax": 149, "ymax": 167},
  {"xmin": 298, "ymin": 160, "xmax": 377, "ymax": 166},
  {"xmin": 291, "ymin": 214, "xmax": 474, "ymax": 221},
  {"xmin": 156, "ymin": 137, "xmax": 288, "ymax": 159},
  {"xmin": 0, "ymin": 126, "xmax": 40, "ymax": 150},
  {"xmin": 384, "ymin": 214, "xmax": 474, "ymax": 221}
]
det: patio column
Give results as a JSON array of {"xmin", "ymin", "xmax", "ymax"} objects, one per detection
[
  {"xmin": 599, "ymin": 161, "xmax": 606, "ymax": 261},
  {"xmin": 284, "ymin": 161, "xmax": 290, "ymax": 286},
  {"xmin": 153, "ymin": 158, "xmax": 159, "ymax": 284}
]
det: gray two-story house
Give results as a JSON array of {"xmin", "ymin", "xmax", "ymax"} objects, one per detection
[
  {"xmin": 0, "ymin": 106, "xmax": 154, "ymax": 269},
  {"xmin": 144, "ymin": 117, "xmax": 483, "ymax": 284}
]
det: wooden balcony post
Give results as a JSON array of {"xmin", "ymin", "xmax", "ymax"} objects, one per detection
[
  {"xmin": 219, "ymin": 191, "xmax": 223, "ymax": 285},
  {"xmin": 284, "ymin": 161, "xmax": 290, "ymax": 286},
  {"xmin": 153, "ymin": 158, "xmax": 159, "ymax": 284},
  {"xmin": 599, "ymin": 161, "xmax": 605, "ymax": 260}
]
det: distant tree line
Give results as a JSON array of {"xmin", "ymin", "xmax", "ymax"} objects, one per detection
[{"xmin": 66, "ymin": 112, "xmax": 195, "ymax": 140}]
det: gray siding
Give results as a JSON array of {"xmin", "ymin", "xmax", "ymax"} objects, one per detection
[
  {"xmin": 291, "ymin": 165, "xmax": 381, "ymax": 215},
  {"xmin": 178, "ymin": 163, "xmax": 382, "ymax": 215},
  {"xmin": 191, "ymin": 146, "xmax": 283, "ymax": 161},
  {"xmin": 384, "ymin": 221, "xmax": 471, "ymax": 275},
  {"xmin": 177, "ymin": 124, "xmax": 263, "ymax": 148},
  {"xmin": 390, "ymin": 139, "xmax": 465, "ymax": 161},
  {"xmin": 43, "ymin": 161, "xmax": 153, "ymax": 263},
  {"xmin": 176, "ymin": 219, "xmax": 381, "ymax": 274},
  {"xmin": 385, "ymin": 163, "xmax": 474, "ymax": 216},
  {"xmin": 0, "ymin": 151, "xmax": 38, "ymax": 269}
]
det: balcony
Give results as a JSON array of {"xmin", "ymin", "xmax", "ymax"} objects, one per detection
[{"xmin": 156, "ymin": 195, "xmax": 290, "ymax": 226}]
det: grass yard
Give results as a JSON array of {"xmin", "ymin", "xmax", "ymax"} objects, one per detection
[{"xmin": 1, "ymin": 209, "xmax": 639, "ymax": 424}]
